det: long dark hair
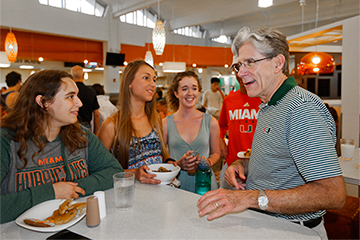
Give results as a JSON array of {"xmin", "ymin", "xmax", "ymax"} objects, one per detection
[{"xmin": 1, "ymin": 70, "xmax": 87, "ymax": 169}]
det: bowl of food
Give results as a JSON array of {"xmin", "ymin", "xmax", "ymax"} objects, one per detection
[{"xmin": 147, "ymin": 163, "xmax": 181, "ymax": 185}]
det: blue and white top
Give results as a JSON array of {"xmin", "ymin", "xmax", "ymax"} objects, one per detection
[
  {"xmin": 246, "ymin": 77, "xmax": 342, "ymax": 221},
  {"xmin": 128, "ymin": 129, "xmax": 163, "ymax": 169}
]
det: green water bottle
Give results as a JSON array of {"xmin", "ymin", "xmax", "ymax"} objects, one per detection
[{"xmin": 195, "ymin": 158, "xmax": 211, "ymax": 195}]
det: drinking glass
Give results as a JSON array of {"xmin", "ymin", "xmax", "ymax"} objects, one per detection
[
  {"xmin": 113, "ymin": 172, "xmax": 135, "ymax": 210},
  {"xmin": 340, "ymin": 139, "xmax": 356, "ymax": 160},
  {"xmin": 187, "ymin": 151, "xmax": 199, "ymax": 176}
]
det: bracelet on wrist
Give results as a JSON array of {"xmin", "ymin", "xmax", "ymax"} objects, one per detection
[
  {"xmin": 164, "ymin": 158, "xmax": 176, "ymax": 163},
  {"xmin": 206, "ymin": 159, "xmax": 212, "ymax": 167}
]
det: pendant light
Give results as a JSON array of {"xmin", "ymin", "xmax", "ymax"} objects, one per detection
[
  {"xmin": 298, "ymin": 52, "xmax": 335, "ymax": 75},
  {"xmin": 152, "ymin": 0, "xmax": 166, "ymax": 55},
  {"xmin": 4, "ymin": 29, "xmax": 18, "ymax": 62},
  {"xmin": 145, "ymin": 50, "xmax": 154, "ymax": 67}
]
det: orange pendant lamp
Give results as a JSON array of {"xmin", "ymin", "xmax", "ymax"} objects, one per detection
[
  {"xmin": 4, "ymin": 32, "xmax": 18, "ymax": 62},
  {"xmin": 298, "ymin": 52, "xmax": 335, "ymax": 75}
]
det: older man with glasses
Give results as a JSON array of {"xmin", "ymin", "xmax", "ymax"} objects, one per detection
[{"xmin": 198, "ymin": 27, "xmax": 345, "ymax": 240}]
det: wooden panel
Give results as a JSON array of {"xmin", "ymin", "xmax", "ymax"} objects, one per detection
[
  {"xmin": 1, "ymin": 28, "xmax": 233, "ymax": 67},
  {"xmin": 0, "ymin": 29, "xmax": 103, "ymax": 63},
  {"xmin": 121, "ymin": 43, "xmax": 233, "ymax": 67}
]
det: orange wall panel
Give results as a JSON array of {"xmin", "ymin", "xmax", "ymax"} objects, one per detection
[
  {"xmin": 1, "ymin": 28, "xmax": 233, "ymax": 67},
  {"xmin": 120, "ymin": 43, "xmax": 233, "ymax": 67},
  {"xmin": 1, "ymin": 29, "xmax": 103, "ymax": 63}
]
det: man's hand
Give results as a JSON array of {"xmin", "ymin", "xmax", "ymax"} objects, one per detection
[
  {"xmin": 197, "ymin": 188, "xmax": 257, "ymax": 221},
  {"xmin": 225, "ymin": 160, "xmax": 247, "ymax": 190}
]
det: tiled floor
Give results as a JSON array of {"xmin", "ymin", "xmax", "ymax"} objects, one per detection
[{"xmin": 211, "ymin": 158, "xmax": 224, "ymax": 187}]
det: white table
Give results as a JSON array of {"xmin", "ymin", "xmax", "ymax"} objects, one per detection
[
  {"xmin": 339, "ymin": 148, "xmax": 360, "ymax": 197},
  {"xmin": 1, "ymin": 183, "xmax": 320, "ymax": 239}
]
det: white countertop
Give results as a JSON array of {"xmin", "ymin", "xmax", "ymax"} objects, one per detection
[
  {"xmin": 1, "ymin": 182, "xmax": 320, "ymax": 239},
  {"xmin": 339, "ymin": 148, "xmax": 360, "ymax": 186}
]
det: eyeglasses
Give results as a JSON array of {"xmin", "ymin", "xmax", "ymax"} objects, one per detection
[{"xmin": 232, "ymin": 56, "xmax": 273, "ymax": 72}]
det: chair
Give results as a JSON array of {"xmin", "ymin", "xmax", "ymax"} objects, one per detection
[{"xmin": 324, "ymin": 195, "xmax": 359, "ymax": 239}]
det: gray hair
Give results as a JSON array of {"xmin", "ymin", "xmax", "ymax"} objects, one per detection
[{"xmin": 231, "ymin": 27, "xmax": 290, "ymax": 76}]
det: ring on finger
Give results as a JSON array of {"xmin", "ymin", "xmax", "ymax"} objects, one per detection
[{"xmin": 215, "ymin": 202, "xmax": 219, "ymax": 208}]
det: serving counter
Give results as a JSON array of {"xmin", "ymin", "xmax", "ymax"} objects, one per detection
[
  {"xmin": 1, "ymin": 182, "xmax": 321, "ymax": 239},
  {"xmin": 339, "ymin": 148, "xmax": 360, "ymax": 197}
]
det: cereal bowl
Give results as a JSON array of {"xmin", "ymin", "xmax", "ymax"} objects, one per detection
[{"xmin": 147, "ymin": 164, "xmax": 181, "ymax": 185}]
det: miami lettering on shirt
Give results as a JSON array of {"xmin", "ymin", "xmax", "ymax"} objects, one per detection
[
  {"xmin": 15, "ymin": 157, "xmax": 87, "ymax": 192},
  {"xmin": 229, "ymin": 108, "xmax": 259, "ymax": 121},
  {"xmin": 228, "ymin": 108, "xmax": 259, "ymax": 134}
]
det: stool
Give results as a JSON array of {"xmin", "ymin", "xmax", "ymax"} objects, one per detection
[{"xmin": 324, "ymin": 195, "xmax": 359, "ymax": 239}]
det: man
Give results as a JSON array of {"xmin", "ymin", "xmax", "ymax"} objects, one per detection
[
  {"xmin": 197, "ymin": 27, "xmax": 345, "ymax": 239},
  {"xmin": 218, "ymin": 59, "xmax": 261, "ymax": 189},
  {"xmin": 202, "ymin": 77, "xmax": 225, "ymax": 119},
  {"xmin": 1, "ymin": 71, "xmax": 21, "ymax": 107},
  {"xmin": 71, "ymin": 66, "xmax": 100, "ymax": 134}
]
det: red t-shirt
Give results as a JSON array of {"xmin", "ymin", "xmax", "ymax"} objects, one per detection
[{"xmin": 218, "ymin": 91, "xmax": 261, "ymax": 166}]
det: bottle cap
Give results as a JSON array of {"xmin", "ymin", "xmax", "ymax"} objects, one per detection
[
  {"xmin": 86, "ymin": 196, "xmax": 101, "ymax": 228},
  {"xmin": 198, "ymin": 158, "xmax": 209, "ymax": 169}
]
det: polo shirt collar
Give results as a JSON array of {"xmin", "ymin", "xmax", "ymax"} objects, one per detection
[{"xmin": 268, "ymin": 76, "xmax": 297, "ymax": 106}]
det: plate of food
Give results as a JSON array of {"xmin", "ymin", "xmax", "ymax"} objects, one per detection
[
  {"xmin": 237, "ymin": 149, "xmax": 251, "ymax": 159},
  {"xmin": 15, "ymin": 198, "xmax": 87, "ymax": 232}
]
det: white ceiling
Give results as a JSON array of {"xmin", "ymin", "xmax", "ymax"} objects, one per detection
[{"xmin": 101, "ymin": 0, "xmax": 359, "ymax": 41}]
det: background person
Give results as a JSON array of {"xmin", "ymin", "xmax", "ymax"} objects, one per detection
[
  {"xmin": 197, "ymin": 27, "xmax": 345, "ymax": 240},
  {"xmin": 218, "ymin": 59, "xmax": 261, "ymax": 189},
  {"xmin": 156, "ymin": 99, "xmax": 171, "ymax": 119},
  {"xmin": 91, "ymin": 83, "xmax": 118, "ymax": 128},
  {"xmin": 71, "ymin": 66, "xmax": 100, "ymax": 134},
  {"xmin": 163, "ymin": 71, "xmax": 220, "ymax": 193},
  {"xmin": 202, "ymin": 77, "xmax": 225, "ymax": 120},
  {"xmin": 0, "ymin": 70, "xmax": 123, "ymax": 223},
  {"xmin": 0, "ymin": 96, "xmax": 7, "ymax": 119},
  {"xmin": 155, "ymin": 87, "xmax": 163, "ymax": 101},
  {"xmin": 1, "ymin": 71, "xmax": 22, "ymax": 107},
  {"xmin": 98, "ymin": 60, "xmax": 170, "ymax": 185},
  {"xmin": 1, "ymin": 87, "xmax": 7, "ymax": 94}
]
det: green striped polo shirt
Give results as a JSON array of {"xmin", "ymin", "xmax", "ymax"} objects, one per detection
[{"xmin": 246, "ymin": 76, "xmax": 342, "ymax": 221}]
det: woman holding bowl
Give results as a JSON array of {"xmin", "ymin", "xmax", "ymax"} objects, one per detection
[{"xmin": 98, "ymin": 60, "xmax": 171, "ymax": 185}]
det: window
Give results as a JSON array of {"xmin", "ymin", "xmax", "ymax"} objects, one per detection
[
  {"xmin": 119, "ymin": 9, "xmax": 156, "ymax": 29},
  {"xmin": 38, "ymin": 0, "xmax": 105, "ymax": 17},
  {"xmin": 174, "ymin": 26, "xmax": 205, "ymax": 38},
  {"xmin": 173, "ymin": 26, "xmax": 205, "ymax": 39}
]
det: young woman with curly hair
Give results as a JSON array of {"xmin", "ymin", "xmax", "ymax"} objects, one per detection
[
  {"xmin": 163, "ymin": 71, "xmax": 220, "ymax": 193},
  {"xmin": 0, "ymin": 70, "xmax": 122, "ymax": 223}
]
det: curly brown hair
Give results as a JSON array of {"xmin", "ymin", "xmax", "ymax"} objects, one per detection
[
  {"xmin": 166, "ymin": 71, "xmax": 202, "ymax": 112},
  {"xmin": 1, "ymin": 70, "xmax": 87, "ymax": 169}
]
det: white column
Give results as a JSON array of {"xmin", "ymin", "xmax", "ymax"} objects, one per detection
[
  {"xmin": 103, "ymin": 6, "xmax": 120, "ymax": 94},
  {"xmin": 342, "ymin": 16, "xmax": 360, "ymax": 145}
]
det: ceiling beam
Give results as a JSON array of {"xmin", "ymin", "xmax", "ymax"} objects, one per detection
[{"xmin": 167, "ymin": 0, "xmax": 299, "ymax": 30}]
